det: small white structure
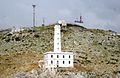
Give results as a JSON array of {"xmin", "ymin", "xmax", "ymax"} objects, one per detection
[
  {"xmin": 117, "ymin": 32, "xmax": 120, "ymax": 35},
  {"xmin": 58, "ymin": 20, "xmax": 67, "ymax": 26},
  {"xmin": 44, "ymin": 22, "xmax": 74, "ymax": 68},
  {"xmin": 10, "ymin": 26, "xmax": 25, "ymax": 33}
]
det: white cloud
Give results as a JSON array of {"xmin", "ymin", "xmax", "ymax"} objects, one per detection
[{"xmin": 0, "ymin": 0, "xmax": 120, "ymax": 32}]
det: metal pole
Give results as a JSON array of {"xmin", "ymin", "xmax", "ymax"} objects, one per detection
[
  {"xmin": 42, "ymin": 18, "xmax": 45, "ymax": 26},
  {"xmin": 32, "ymin": 5, "xmax": 36, "ymax": 27}
]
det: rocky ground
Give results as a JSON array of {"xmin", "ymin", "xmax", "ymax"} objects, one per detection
[
  {"xmin": 0, "ymin": 24, "xmax": 120, "ymax": 78},
  {"xmin": 13, "ymin": 68, "xmax": 120, "ymax": 78}
]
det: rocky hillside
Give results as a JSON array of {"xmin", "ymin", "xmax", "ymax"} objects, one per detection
[{"xmin": 0, "ymin": 24, "xmax": 120, "ymax": 78}]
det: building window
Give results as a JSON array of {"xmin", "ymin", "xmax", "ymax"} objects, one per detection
[
  {"xmin": 57, "ymin": 48, "xmax": 59, "ymax": 50},
  {"xmin": 57, "ymin": 55, "xmax": 59, "ymax": 58},
  {"xmin": 57, "ymin": 61, "xmax": 59, "ymax": 64},
  {"xmin": 57, "ymin": 43, "xmax": 59, "ymax": 45},
  {"xmin": 57, "ymin": 33, "xmax": 59, "ymax": 35},
  {"xmin": 69, "ymin": 55, "xmax": 71, "ymax": 58},
  {"xmin": 57, "ymin": 38, "xmax": 59, "ymax": 40},
  {"xmin": 63, "ymin": 61, "xmax": 65, "ymax": 64},
  {"xmin": 69, "ymin": 61, "xmax": 70, "ymax": 64},
  {"xmin": 51, "ymin": 55, "xmax": 53, "ymax": 58},
  {"xmin": 51, "ymin": 60, "xmax": 53, "ymax": 64},
  {"xmin": 63, "ymin": 55, "xmax": 65, "ymax": 58}
]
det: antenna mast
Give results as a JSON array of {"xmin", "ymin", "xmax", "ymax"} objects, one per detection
[
  {"xmin": 42, "ymin": 18, "xmax": 45, "ymax": 26},
  {"xmin": 32, "ymin": 5, "xmax": 36, "ymax": 27}
]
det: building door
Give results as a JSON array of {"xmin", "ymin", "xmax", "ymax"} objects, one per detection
[{"xmin": 57, "ymin": 61, "xmax": 59, "ymax": 67}]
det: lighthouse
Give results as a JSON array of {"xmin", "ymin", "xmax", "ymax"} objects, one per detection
[
  {"xmin": 54, "ymin": 23, "xmax": 61, "ymax": 52},
  {"xmin": 44, "ymin": 21, "xmax": 74, "ymax": 68}
]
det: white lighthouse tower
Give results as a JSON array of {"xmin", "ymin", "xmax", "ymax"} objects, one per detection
[
  {"xmin": 54, "ymin": 23, "xmax": 61, "ymax": 53},
  {"xmin": 44, "ymin": 22, "xmax": 74, "ymax": 68}
]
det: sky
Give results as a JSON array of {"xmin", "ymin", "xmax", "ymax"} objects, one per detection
[{"xmin": 0, "ymin": 0, "xmax": 120, "ymax": 32}]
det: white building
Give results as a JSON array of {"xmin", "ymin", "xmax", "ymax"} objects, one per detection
[
  {"xmin": 10, "ymin": 26, "xmax": 25, "ymax": 33},
  {"xmin": 58, "ymin": 20, "xmax": 67, "ymax": 26},
  {"xmin": 44, "ymin": 23, "xmax": 74, "ymax": 68},
  {"xmin": 117, "ymin": 32, "xmax": 120, "ymax": 35}
]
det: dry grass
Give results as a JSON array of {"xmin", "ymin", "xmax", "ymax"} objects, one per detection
[
  {"xmin": 0, "ymin": 51, "xmax": 42, "ymax": 77},
  {"xmin": 0, "ymin": 25, "xmax": 120, "ymax": 77}
]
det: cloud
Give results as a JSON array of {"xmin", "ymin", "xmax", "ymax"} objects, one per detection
[{"xmin": 0, "ymin": 0, "xmax": 120, "ymax": 32}]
